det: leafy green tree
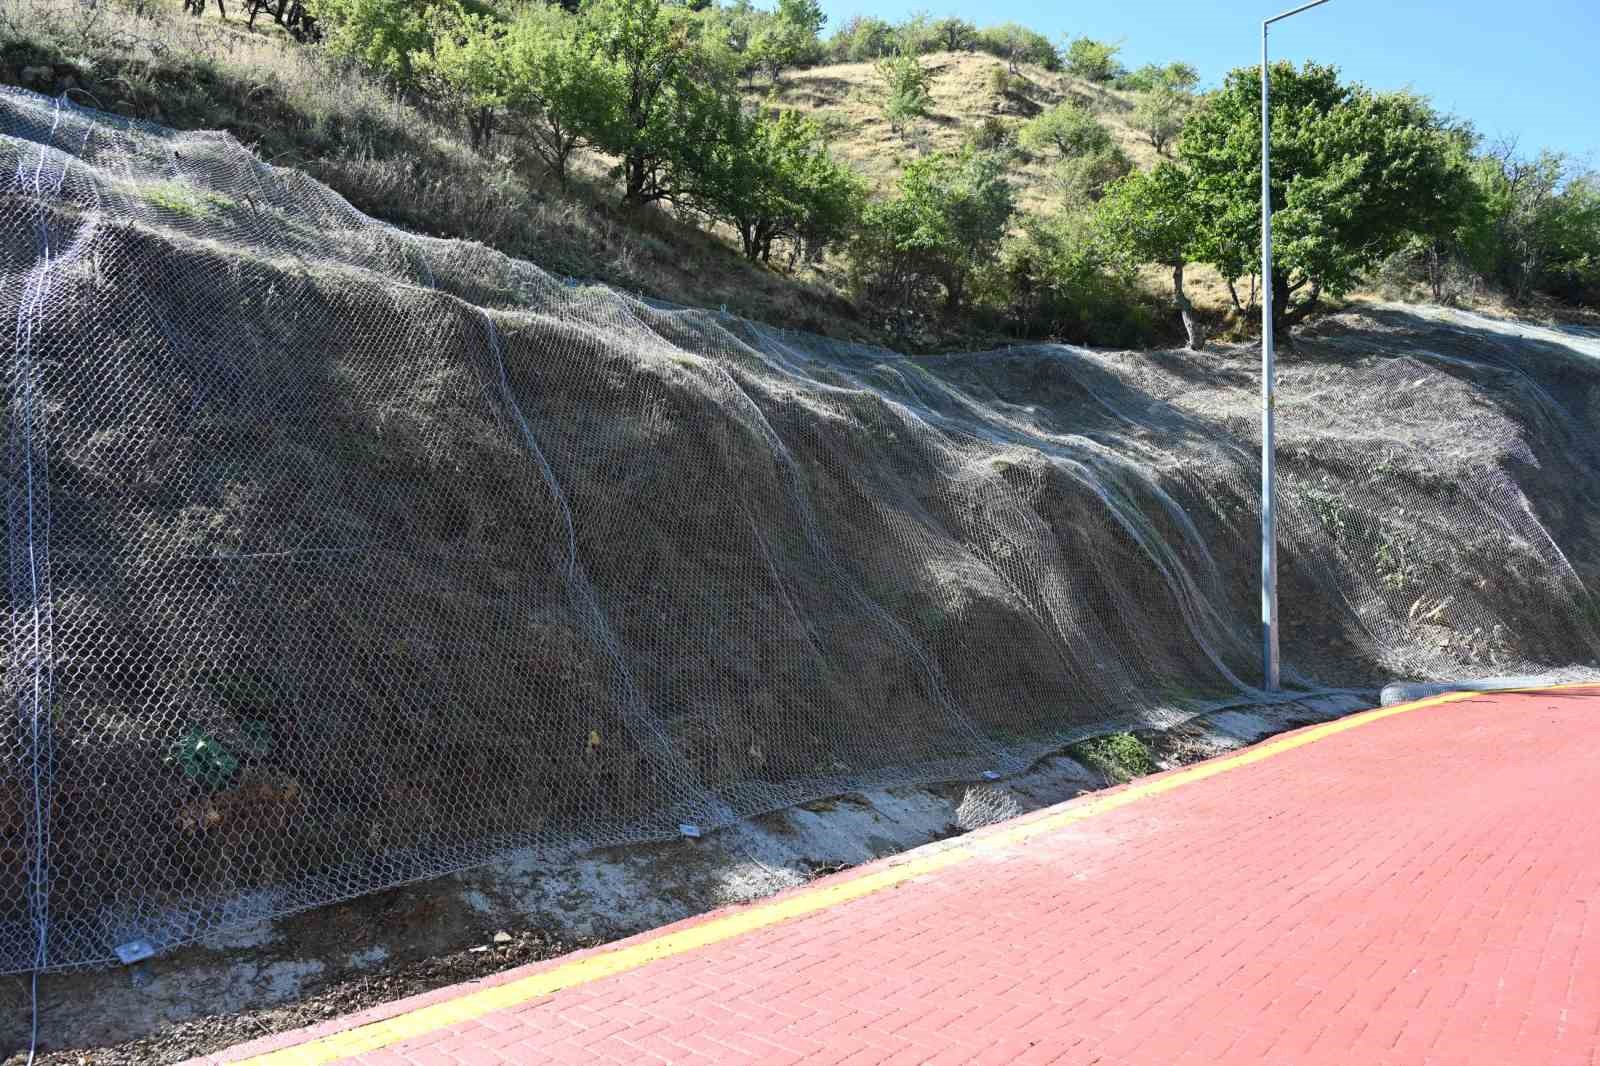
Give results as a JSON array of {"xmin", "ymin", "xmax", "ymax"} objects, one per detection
[
  {"xmin": 1018, "ymin": 102, "xmax": 1112, "ymax": 160},
  {"xmin": 414, "ymin": 5, "xmax": 508, "ymax": 148},
  {"xmin": 931, "ymin": 16, "xmax": 977, "ymax": 52},
  {"xmin": 1182, "ymin": 62, "xmax": 1467, "ymax": 334},
  {"xmin": 694, "ymin": 109, "xmax": 864, "ymax": 263},
  {"xmin": 875, "ymin": 53, "xmax": 932, "ymax": 134},
  {"xmin": 1474, "ymin": 144, "xmax": 1600, "ymax": 303},
  {"xmin": 892, "ymin": 12, "xmax": 938, "ymax": 55},
  {"xmin": 749, "ymin": 0, "xmax": 825, "ymax": 82},
  {"xmin": 583, "ymin": 0, "xmax": 735, "ymax": 207},
  {"xmin": 1017, "ymin": 103, "xmax": 1127, "ymax": 205},
  {"xmin": 1062, "ymin": 36, "xmax": 1122, "ymax": 83},
  {"xmin": 775, "ymin": 0, "xmax": 825, "ymax": 37},
  {"xmin": 1382, "ymin": 123, "xmax": 1489, "ymax": 303},
  {"xmin": 311, "ymin": 0, "xmax": 436, "ymax": 86},
  {"xmin": 1052, "ymin": 147, "xmax": 1131, "ymax": 206},
  {"xmin": 505, "ymin": 6, "xmax": 611, "ymax": 185},
  {"xmin": 852, "ymin": 147, "xmax": 1016, "ymax": 314},
  {"xmin": 1131, "ymin": 85, "xmax": 1190, "ymax": 156},
  {"xmin": 987, "ymin": 212, "xmax": 1150, "ymax": 346},
  {"xmin": 828, "ymin": 15, "xmax": 895, "ymax": 62},
  {"xmin": 1119, "ymin": 61, "xmax": 1199, "ymax": 93},
  {"xmin": 1097, "ymin": 163, "xmax": 1205, "ymax": 348},
  {"xmin": 749, "ymin": 19, "xmax": 813, "ymax": 83},
  {"xmin": 976, "ymin": 23, "xmax": 1058, "ymax": 73}
]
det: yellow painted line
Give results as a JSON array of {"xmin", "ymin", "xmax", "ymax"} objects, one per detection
[{"xmin": 228, "ymin": 683, "xmax": 1595, "ymax": 1065}]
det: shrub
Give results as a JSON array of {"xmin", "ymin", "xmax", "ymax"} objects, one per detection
[
  {"xmin": 1018, "ymin": 102, "xmax": 1113, "ymax": 161},
  {"xmin": 1069, "ymin": 732, "xmax": 1155, "ymax": 782},
  {"xmin": 853, "ymin": 147, "xmax": 1016, "ymax": 315},
  {"xmin": 1131, "ymin": 86, "xmax": 1191, "ymax": 157},
  {"xmin": 975, "ymin": 22, "xmax": 1058, "ymax": 72},
  {"xmin": 966, "ymin": 115, "xmax": 1013, "ymax": 152},
  {"xmin": 985, "ymin": 211, "xmax": 1153, "ymax": 347},
  {"xmin": 1062, "ymin": 36, "xmax": 1122, "ymax": 83},
  {"xmin": 875, "ymin": 52, "xmax": 932, "ymax": 133}
]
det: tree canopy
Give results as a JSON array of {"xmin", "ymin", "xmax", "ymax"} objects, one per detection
[
  {"xmin": 1181, "ymin": 62, "xmax": 1468, "ymax": 333},
  {"xmin": 854, "ymin": 148, "xmax": 1016, "ymax": 314}
]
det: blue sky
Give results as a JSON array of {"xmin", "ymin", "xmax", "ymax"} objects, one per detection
[{"xmin": 814, "ymin": 0, "xmax": 1599, "ymax": 162}]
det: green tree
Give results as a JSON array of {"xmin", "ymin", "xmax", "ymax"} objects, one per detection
[
  {"xmin": 1119, "ymin": 61, "xmax": 1199, "ymax": 93},
  {"xmin": 1097, "ymin": 163, "xmax": 1205, "ymax": 348},
  {"xmin": 310, "ymin": 0, "xmax": 436, "ymax": 86},
  {"xmin": 931, "ymin": 16, "xmax": 977, "ymax": 52},
  {"xmin": 1018, "ymin": 102, "xmax": 1112, "ymax": 160},
  {"xmin": 828, "ymin": 15, "xmax": 895, "ymax": 61},
  {"xmin": 506, "ymin": 6, "xmax": 611, "ymax": 185},
  {"xmin": 749, "ymin": 0, "xmax": 825, "ymax": 83},
  {"xmin": 1475, "ymin": 144, "xmax": 1600, "ymax": 303},
  {"xmin": 1181, "ymin": 62, "xmax": 1467, "ymax": 335},
  {"xmin": 413, "ymin": 5, "xmax": 508, "ymax": 148},
  {"xmin": 774, "ymin": 0, "xmax": 825, "ymax": 37},
  {"xmin": 1017, "ymin": 102, "xmax": 1128, "ymax": 204},
  {"xmin": 852, "ymin": 147, "xmax": 1016, "ymax": 314},
  {"xmin": 893, "ymin": 12, "xmax": 938, "ymax": 55},
  {"xmin": 1062, "ymin": 36, "xmax": 1122, "ymax": 83},
  {"xmin": 694, "ymin": 109, "xmax": 864, "ymax": 263},
  {"xmin": 583, "ymin": 0, "xmax": 734, "ymax": 207},
  {"xmin": 1052, "ymin": 147, "xmax": 1132, "ymax": 206},
  {"xmin": 1131, "ymin": 85, "xmax": 1190, "ymax": 157},
  {"xmin": 988, "ymin": 212, "xmax": 1150, "ymax": 346},
  {"xmin": 977, "ymin": 23, "xmax": 1058, "ymax": 73},
  {"xmin": 875, "ymin": 53, "xmax": 932, "ymax": 134}
]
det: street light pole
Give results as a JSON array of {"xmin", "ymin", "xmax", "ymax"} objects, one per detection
[{"xmin": 1260, "ymin": 0, "xmax": 1331, "ymax": 691}]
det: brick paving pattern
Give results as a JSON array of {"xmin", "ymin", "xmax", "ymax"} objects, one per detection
[{"xmin": 203, "ymin": 688, "xmax": 1600, "ymax": 1065}]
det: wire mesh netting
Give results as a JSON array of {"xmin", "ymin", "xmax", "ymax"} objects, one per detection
[{"xmin": 2, "ymin": 86, "xmax": 1598, "ymax": 974}]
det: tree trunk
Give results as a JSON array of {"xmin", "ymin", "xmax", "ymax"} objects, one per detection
[
  {"xmin": 623, "ymin": 156, "xmax": 647, "ymax": 206},
  {"xmin": 1277, "ymin": 273, "xmax": 1322, "ymax": 333},
  {"xmin": 1173, "ymin": 262, "xmax": 1205, "ymax": 351},
  {"xmin": 1225, "ymin": 276, "xmax": 1246, "ymax": 317},
  {"xmin": 943, "ymin": 274, "xmax": 965, "ymax": 315}
]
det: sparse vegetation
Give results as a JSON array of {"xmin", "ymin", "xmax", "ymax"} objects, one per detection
[
  {"xmin": 852, "ymin": 146, "xmax": 1015, "ymax": 316},
  {"xmin": 0, "ymin": 0, "xmax": 1589, "ymax": 356},
  {"xmin": 1069, "ymin": 732, "xmax": 1156, "ymax": 783},
  {"xmin": 874, "ymin": 51, "xmax": 931, "ymax": 134}
]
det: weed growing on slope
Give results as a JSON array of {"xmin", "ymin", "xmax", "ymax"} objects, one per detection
[{"xmin": 1068, "ymin": 732, "xmax": 1155, "ymax": 783}]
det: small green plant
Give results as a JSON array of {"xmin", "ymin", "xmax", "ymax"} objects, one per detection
[
  {"xmin": 1375, "ymin": 524, "xmax": 1419, "ymax": 592},
  {"xmin": 875, "ymin": 53, "xmax": 932, "ymax": 133},
  {"xmin": 1069, "ymin": 731, "xmax": 1155, "ymax": 783},
  {"xmin": 966, "ymin": 115, "xmax": 1013, "ymax": 152},
  {"xmin": 136, "ymin": 180, "xmax": 231, "ymax": 218},
  {"xmin": 1302, "ymin": 488, "xmax": 1350, "ymax": 542}
]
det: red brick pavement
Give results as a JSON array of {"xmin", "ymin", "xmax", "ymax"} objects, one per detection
[{"xmin": 203, "ymin": 688, "xmax": 1600, "ymax": 1066}]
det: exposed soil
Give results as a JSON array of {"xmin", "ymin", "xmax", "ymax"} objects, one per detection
[{"xmin": 11, "ymin": 926, "xmax": 586, "ymax": 1066}]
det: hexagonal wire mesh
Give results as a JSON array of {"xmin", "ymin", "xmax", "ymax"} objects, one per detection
[{"xmin": 2, "ymin": 86, "xmax": 1598, "ymax": 973}]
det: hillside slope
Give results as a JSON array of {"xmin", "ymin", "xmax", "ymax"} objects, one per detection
[
  {"xmin": 749, "ymin": 50, "xmax": 1157, "ymax": 214},
  {"xmin": 3, "ymin": 86, "xmax": 1599, "ymax": 975},
  {"xmin": 0, "ymin": 0, "xmax": 877, "ymax": 341}
]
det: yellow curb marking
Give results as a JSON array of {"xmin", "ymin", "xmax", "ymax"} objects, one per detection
[{"xmin": 229, "ymin": 684, "xmax": 1593, "ymax": 1065}]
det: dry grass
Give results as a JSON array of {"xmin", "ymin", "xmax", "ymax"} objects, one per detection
[{"xmin": 750, "ymin": 51, "xmax": 1161, "ymax": 217}]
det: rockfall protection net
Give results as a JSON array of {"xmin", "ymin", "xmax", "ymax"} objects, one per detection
[{"xmin": 2, "ymin": 86, "xmax": 1598, "ymax": 973}]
